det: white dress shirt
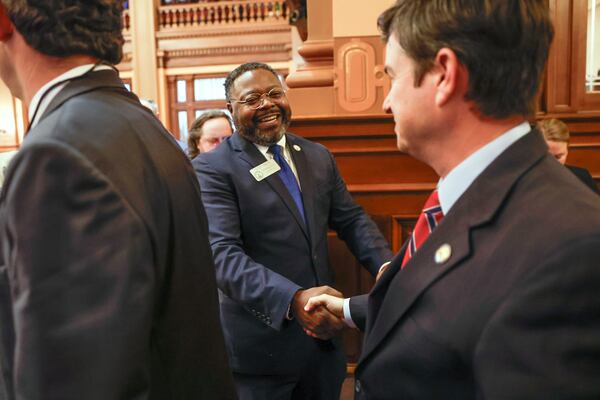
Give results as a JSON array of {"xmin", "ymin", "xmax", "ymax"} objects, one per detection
[{"xmin": 254, "ymin": 134, "xmax": 301, "ymax": 188}]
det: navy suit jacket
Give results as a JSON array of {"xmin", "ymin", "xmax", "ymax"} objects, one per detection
[
  {"xmin": 350, "ymin": 131, "xmax": 600, "ymax": 399},
  {"xmin": 193, "ymin": 132, "xmax": 392, "ymax": 374},
  {"xmin": 567, "ymin": 164, "xmax": 599, "ymax": 194}
]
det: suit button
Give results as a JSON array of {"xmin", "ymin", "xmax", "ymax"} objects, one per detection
[
  {"xmin": 313, "ymin": 255, "xmax": 317, "ymax": 262},
  {"xmin": 355, "ymin": 379, "xmax": 361, "ymax": 393}
]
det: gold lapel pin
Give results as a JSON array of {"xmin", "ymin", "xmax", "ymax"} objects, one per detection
[
  {"xmin": 434, "ymin": 243, "xmax": 452, "ymax": 264},
  {"xmin": 293, "ymin": 144, "xmax": 301, "ymax": 151}
]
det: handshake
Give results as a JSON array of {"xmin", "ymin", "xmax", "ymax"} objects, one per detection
[
  {"xmin": 291, "ymin": 286, "xmax": 347, "ymax": 340},
  {"xmin": 291, "ymin": 263, "xmax": 390, "ymax": 339}
]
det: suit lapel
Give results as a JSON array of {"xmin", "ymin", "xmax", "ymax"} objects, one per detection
[
  {"xmin": 359, "ymin": 130, "xmax": 549, "ymax": 365},
  {"xmin": 287, "ymin": 134, "xmax": 315, "ymax": 241},
  {"xmin": 232, "ymin": 133, "xmax": 310, "ymax": 240}
]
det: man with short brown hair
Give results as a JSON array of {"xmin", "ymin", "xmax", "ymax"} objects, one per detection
[{"xmin": 306, "ymin": 1, "xmax": 600, "ymax": 398}]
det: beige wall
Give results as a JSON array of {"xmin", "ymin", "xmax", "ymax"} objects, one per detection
[{"xmin": 332, "ymin": 0, "xmax": 395, "ymax": 38}]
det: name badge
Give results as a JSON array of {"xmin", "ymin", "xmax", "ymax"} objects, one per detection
[{"xmin": 250, "ymin": 159, "xmax": 281, "ymax": 182}]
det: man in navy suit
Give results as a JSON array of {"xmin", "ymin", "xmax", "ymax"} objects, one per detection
[
  {"xmin": 306, "ymin": 1, "xmax": 600, "ymax": 398},
  {"xmin": 193, "ymin": 62, "xmax": 392, "ymax": 399}
]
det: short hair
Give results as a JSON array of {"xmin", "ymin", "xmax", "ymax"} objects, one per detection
[
  {"xmin": 187, "ymin": 110, "xmax": 232, "ymax": 159},
  {"xmin": 378, "ymin": 0, "xmax": 554, "ymax": 119},
  {"xmin": 224, "ymin": 62, "xmax": 280, "ymax": 102},
  {"xmin": 537, "ymin": 118, "xmax": 570, "ymax": 143},
  {"xmin": 1, "ymin": 0, "xmax": 123, "ymax": 64}
]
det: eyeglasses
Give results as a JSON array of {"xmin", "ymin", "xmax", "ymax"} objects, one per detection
[{"xmin": 230, "ymin": 88, "xmax": 286, "ymax": 109}]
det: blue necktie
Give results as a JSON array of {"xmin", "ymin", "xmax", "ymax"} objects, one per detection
[{"xmin": 269, "ymin": 144, "xmax": 306, "ymax": 224}]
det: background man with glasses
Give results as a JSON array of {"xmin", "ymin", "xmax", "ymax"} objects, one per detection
[{"xmin": 192, "ymin": 62, "xmax": 393, "ymax": 399}]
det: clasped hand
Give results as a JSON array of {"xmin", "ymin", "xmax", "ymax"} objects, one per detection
[{"xmin": 292, "ymin": 286, "xmax": 344, "ymax": 340}]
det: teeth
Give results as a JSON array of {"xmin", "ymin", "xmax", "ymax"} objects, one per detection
[{"xmin": 259, "ymin": 115, "xmax": 278, "ymax": 122}]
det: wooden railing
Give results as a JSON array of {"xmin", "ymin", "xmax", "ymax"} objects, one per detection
[{"xmin": 158, "ymin": 0, "xmax": 288, "ymax": 29}]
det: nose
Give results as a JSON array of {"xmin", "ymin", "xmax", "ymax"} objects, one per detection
[
  {"xmin": 382, "ymin": 92, "xmax": 392, "ymax": 114},
  {"xmin": 255, "ymin": 94, "xmax": 275, "ymax": 109}
]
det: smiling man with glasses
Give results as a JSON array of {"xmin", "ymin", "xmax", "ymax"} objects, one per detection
[{"xmin": 192, "ymin": 62, "xmax": 393, "ymax": 399}]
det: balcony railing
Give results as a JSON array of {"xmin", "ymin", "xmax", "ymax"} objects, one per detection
[{"xmin": 158, "ymin": 0, "xmax": 289, "ymax": 29}]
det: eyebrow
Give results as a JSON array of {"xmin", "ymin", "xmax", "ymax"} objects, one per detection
[{"xmin": 239, "ymin": 85, "xmax": 280, "ymax": 97}]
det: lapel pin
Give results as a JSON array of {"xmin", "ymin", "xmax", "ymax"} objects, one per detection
[
  {"xmin": 293, "ymin": 144, "xmax": 301, "ymax": 152},
  {"xmin": 434, "ymin": 243, "xmax": 452, "ymax": 264}
]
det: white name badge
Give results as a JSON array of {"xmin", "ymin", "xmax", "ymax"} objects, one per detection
[{"xmin": 250, "ymin": 159, "xmax": 281, "ymax": 182}]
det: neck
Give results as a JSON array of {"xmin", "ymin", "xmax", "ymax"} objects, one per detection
[
  {"xmin": 20, "ymin": 54, "xmax": 99, "ymax": 107},
  {"xmin": 422, "ymin": 112, "xmax": 526, "ymax": 178},
  {"xmin": 7, "ymin": 32, "xmax": 98, "ymax": 107}
]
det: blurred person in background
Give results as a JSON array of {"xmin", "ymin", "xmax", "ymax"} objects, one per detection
[
  {"xmin": 187, "ymin": 109, "xmax": 233, "ymax": 159},
  {"xmin": 538, "ymin": 118, "xmax": 599, "ymax": 193}
]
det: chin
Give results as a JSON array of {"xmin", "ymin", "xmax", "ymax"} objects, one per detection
[{"xmin": 395, "ymin": 137, "xmax": 409, "ymax": 154}]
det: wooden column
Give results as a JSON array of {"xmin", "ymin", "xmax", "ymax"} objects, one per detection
[
  {"xmin": 285, "ymin": 0, "xmax": 335, "ymax": 116},
  {"xmin": 286, "ymin": 0, "xmax": 393, "ymax": 117},
  {"xmin": 129, "ymin": 0, "xmax": 160, "ymax": 106}
]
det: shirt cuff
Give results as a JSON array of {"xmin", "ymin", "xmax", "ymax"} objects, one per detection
[
  {"xmin": 342, "ymin": 298, "xmax": 357, "ymax": 329},
  {"xmin": 379, "ymin": 261, "xmax": 391, "ymax": 274}
]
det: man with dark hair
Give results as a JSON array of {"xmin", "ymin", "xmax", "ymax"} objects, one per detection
[
  {"xmin": 0, "ymin": 1, "xmax": 235, "ymax": 399},
  {"xmin": 306, "ymin": 1, "xmax": 600, "ymax": 398},
  {"xmin": 193, "ymin": 61, "xmax": 392, "ymax": 399},
  {"xmin": 187, "ymin": 109, "xmax": 233, "ymax": 159}
]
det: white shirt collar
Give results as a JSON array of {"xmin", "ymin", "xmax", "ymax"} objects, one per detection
[
  {"xmin": 437, "ymin": 121, "xmax": 531, "ymax": 214},
  {"xmin": 254, "ymin": 134, "xmax": 287, "ymax": 158},
  {"xmin": 28, "ymin": 64, "xmax": 112, "ymax": 129}
]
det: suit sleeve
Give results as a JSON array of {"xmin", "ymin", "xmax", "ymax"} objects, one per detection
[
  {"xmin": 326, "ymin": 150, "xmax": 393, "ymax": 275},
  {"xmin": 2, "ymin": 143, "xmax": 156, "ymax": 399},
  {"xmin": 474, "ymin": 234, "xmax": 600, "ymax": 398},
  {"xmin": 348, "ymin": 294, "xmax": 369, "ymax": 332},
  {"xmin": 193, "ymin": 156, "xmax": 300, "ymax": 331}
]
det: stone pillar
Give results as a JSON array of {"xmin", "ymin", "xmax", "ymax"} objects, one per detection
[
  {"xmin": 285, "ymin": 0, "xmax": 335, "ymax": 117},
  {"xmin": 286, "ymin": 0, "xmax": 394, "ymax": 117},
  {"xmin": 129, "ymin": 0, "xmax": 160, "ymax": 109}
]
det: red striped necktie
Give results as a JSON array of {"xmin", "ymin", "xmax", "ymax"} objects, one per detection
[{"xmin": 401, "ymin": 190, "xmax": 444, "ymax": 268}]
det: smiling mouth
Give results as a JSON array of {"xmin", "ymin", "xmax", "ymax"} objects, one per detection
[{"xmin": 257, "ymin": 114, "xmax": 280, "ymax": 123}]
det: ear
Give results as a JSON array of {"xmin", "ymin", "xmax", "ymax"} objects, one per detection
[
  {"xmin": 226, "ymin": 102, "xmax": 233, "ymax": 114},
  {"xmin": 0, "ymin": 3, "xmax": 14, "ymax": 42},
  {"xmin": 433, "ymin": 48, "xmax": 463, "ymax": 108}
]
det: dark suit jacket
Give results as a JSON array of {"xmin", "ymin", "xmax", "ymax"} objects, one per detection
[
  {"xmin": 567, "ymin": 164, "xmax": 599, "ymax": 194},
  {"xmin": 351, "ymin": 131, "xmax": 600, "ymax": 399},
  {"xmin": 193, "ymin": 132, "xmax": 392, "ymax": 375},
  {"xmin": 0, "ymin": 70, "xmax": 235, "ymax": 400}
]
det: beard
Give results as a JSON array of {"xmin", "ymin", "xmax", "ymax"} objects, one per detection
[{"xmin": 235, "ymin": 105, "xmax": 291, "ymax": 146}]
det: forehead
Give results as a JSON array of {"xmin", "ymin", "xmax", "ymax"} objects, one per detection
[
  {"xmin": 202, "ymin": 117, "xmax": 232, "ymax": 136},
  {"xmin": 384, "ymin": 34, "xmax": 410, "ymax": 74},
  {"xmin": 546, "ymin": 140, "xmax": 568, "ymax": 153},
  {"xmin": 231, "ymin": 68, "xmax": 281, "ymax": 96}
]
